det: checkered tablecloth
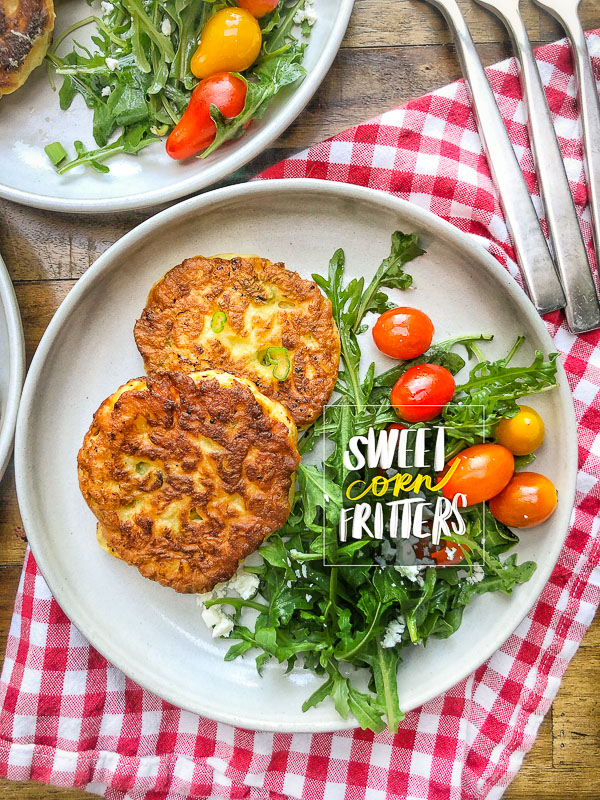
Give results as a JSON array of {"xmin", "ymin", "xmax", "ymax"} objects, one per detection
[{"xmin": 1, "ymin": 31, "xmax": 600, "ymax": 800}]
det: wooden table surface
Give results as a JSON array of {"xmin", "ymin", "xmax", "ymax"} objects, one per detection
[{"xmin": 1, "ymin": 1, "xmax": 599, "ymax": 797}]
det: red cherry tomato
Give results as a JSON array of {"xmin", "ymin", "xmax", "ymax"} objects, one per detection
[
  {"xmin": 166, "ymin": 72, "xmax": 247, "ymax": 160},
  {"xmin": 372, "ymin": 307, "xmax": 434, "ymax": 360},
  {"xmin": 489, "ymin": 472, "xmax": 557, "ymax": 528},
  {"xmin": 440, "ymin": 443, "xmax": 514, "ymax": 506},
  {"xmin": 390, "ymin": 364, "xmax": 455, "ymax": 422},
  {"xmin": 237, "ymin": 0, "xmax": 279, "ymax": 17},
  {"xmin": 431, "ymin": 539, "xmax": 468, "ymax": 565}
]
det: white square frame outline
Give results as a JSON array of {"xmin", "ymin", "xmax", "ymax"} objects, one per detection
[{"xmin": 321, "ymin": 404, "xmax": 487, "ymax": 568}]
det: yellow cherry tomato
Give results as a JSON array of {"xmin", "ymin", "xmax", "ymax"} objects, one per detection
[
  {"xmin": 191, "ymin": 9, "xmax": 262, "ymax": 80},
  {"xmin": 495, "ymin": 405, "xmax": 545, "ymax": 456}
]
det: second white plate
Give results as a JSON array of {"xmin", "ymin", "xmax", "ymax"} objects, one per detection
[
  {"xmin": 15, "ymin": 179, "xmax": 577, "ymax": 731},
  {"xmin": 0, "ymin": 1, "xmax": 353, "ymax": 213}
]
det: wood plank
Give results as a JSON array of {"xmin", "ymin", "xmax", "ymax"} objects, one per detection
[
  {"xmin": 553, "ymin": 642, "xmax": 600, "ymax": 769},
  {"xmin": 343, "ymin": 0, "xmax": 599, "ymax": 48},
  {"xmin": 0, "ymin": 567, "xmax": 22, "ymax": 659},
  {"xmin": 0, "ymin": 462, "xmax": 26, "ymax": 567},
  {"xmin": 579, "ymin": 609, "xmax": 600, "ymax": 647},
  {"xmin": 0, "ymin": 781, "xmax": 91, "ymax": 800},
  {"xmin": 11, "ymin": 281, "xmax": 76, "ymax": 360}
]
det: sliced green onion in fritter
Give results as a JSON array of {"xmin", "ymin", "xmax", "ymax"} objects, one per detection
[
  {"xmin": 44, "ymin": 142, "xmax": 68, "ymax": 166},
  {"xmin": 210, "ymin": 311, "xmax": 227, "ymax": 332},
  {"xmin": 264, "ymin": 346, "xmax": 291, "ymax": 381}
]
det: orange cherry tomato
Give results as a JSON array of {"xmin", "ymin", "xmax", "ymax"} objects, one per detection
[
  {"xmin": 441, "ymin": 443, "xmax": 514, "ymax": 506},
  {"xmin": 191, "ymin": 9, "xmax": 262, "ymax": 80},
  {"xmin": 495, "ymin": 405, "xmax": 545, "ymax": 456},
  {"xmin": 390, "ymin": 364, "xmax": 455, "ymax": 422},
  {"xmin": 372, "ymin": 307, "xmax": 434, "ymax": 360},
  {"xmin": 166, "ymin": 73, "xmax": 247, "ymax": 160},
  {"xmin": 237, "ymin": 0, "xmax": 279, "ymax": 18},
  {"xmin": 430, "ymin": 539, "xmax": 468, "ymax": 565},
  {"xmin": 489, "ymin": 472, "xmax": 557, "ymax": 528}
]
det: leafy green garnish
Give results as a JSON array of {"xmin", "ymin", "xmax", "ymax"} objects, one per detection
[{"xmin": 45, "ymin": 0, "xmax": 313, "ymax": 173}]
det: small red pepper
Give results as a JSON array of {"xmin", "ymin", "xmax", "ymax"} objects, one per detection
[{"xmin": 166, "ymin": 72, "xmax": 247, "ymax": 160}]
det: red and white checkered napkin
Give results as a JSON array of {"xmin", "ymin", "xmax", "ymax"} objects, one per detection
[{"xmin": 1, "ymin": 33, "xmax": 600, "ymax": 800}]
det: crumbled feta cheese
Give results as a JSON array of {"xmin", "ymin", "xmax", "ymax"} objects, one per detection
[
  {"xmin": 305, "ymin": 594, "xmax": 312, "ymax": 602},
  {"xmin": 381, "ymin": 617, "xmax": 406, "ymax": 648},
  {"xmin": 304, "ymin": 7, "xmax": 317, "ymax": 25},
  {"xmin": 227, "ymin": 570, "xmax": 259, "ymax": 600},
  {"xmin": 301, "ymin": 563, "xmax": 307, "ymax": 578},
  {"xmin": 101, "ymin": 86, "xmax": 111, "ymax": 97},
  {"xmin": 294, "ymin": 0, "xmax": 317, "ymax": 26},
  {"xmin": 465, "ymin": 563, "xmax": 485, "ymax": 585},
  {"xmin": 161, "ymin": 17, "xmax": 172, "ymax": 36},
  {"xmin": 286, "ymin": 580, "xmax": 293, "ymax": 588},
  {"xmin": 445, "ymin": 546, "xmax": 457, "ymax": 562},
  {"xmin": 100, "ymin": 1, "xmax": 114, "ymax": 14},
  {"xmin": 201, "ymin": 605, "xmax": 234, "ymax": 638},
  {"xmin": 394, "ymin": 565, "xmax": 425, "ymax": 587},
  {"xmin": 289, "ymin": 549, "xmax": 300, "ymax": 557},
  {"xmin": 105, "ymin": 57, "xmax": 119, "ymax": 71},
  {"xmin": 324, "ymin": 494, "xmax": 330, "ymax": 502}
]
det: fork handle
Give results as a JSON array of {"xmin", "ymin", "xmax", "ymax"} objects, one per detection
[
  {"xmin": 485, "ymin": 3, "xmax": 600, "ymax": 333},
  {"xmin": 423, "ymin": 0, "xmax": 565, "ymax": 316},
  {"xmin": 542, "ymin": 5, "xmax": 600, "ymax": 273}
]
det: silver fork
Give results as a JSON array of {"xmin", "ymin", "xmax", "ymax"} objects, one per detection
[
  {"xmin": 472, "ymin": 0, "xmax": 600, "ymax": 333},
  {"xmin": 418, "ymin": 0, "xmax": 565, "ymax": 317},
  {"xmin": 532, "ymin": 0, "xmax": 600, "ymax": 273}
]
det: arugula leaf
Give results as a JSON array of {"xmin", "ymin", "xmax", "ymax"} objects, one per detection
[
  {"xmin": 353, "ymin": 232, "xmax": 424, "ymax": 326},
  {"xmin": 56, "ymin": 125, "xmax": 160, "ymax": 174},
  {"xmin": 361, "ymin": 643, "xmax": 404, "ymax": 733}
]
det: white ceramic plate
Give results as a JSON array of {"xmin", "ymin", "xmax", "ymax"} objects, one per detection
[
  {"xmin": 0, "ymin": 254, "xmax": 25, "ymax": 482},
  {"xmin": 0, "ymin": 1, "xmax": 353, "ymax": 213},
  {"xmin": 15, "ymin": 179, "xmax": 577, "ymax": 731}
]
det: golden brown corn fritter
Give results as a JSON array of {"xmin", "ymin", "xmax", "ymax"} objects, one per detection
[
  {"xmin": 78, "ymin": 370, "xmax": 300, "ymax": 593},
  {"xmin": 134, "ymin": 255, "xmax": 341, "ymax": 428}
]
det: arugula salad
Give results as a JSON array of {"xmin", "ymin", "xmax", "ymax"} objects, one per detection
[
  {"xmin": 199, "ymin": 234, "xmax": 560, "ymax": 733},
  {"xmin": 44, "ymin": 0, "xmax": 313, "ymax": 173}
]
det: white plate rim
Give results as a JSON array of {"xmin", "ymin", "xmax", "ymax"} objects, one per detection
[
  {"xmin": 0, "ymin": 2, "xmax": 354, "ymax": 214},
  {"xmin": 14, "ymin": 178, "xmax": 578, "ymax": 731},
  {"xmin": 0, "ymin": 254, "xmax": 25, "ymax": 482}
]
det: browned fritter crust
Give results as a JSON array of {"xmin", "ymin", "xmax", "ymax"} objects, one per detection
[
  {"xmin": 133, "ymin": 256, "xmax": 340, "ymax": 428},
  {"xmin": 0, "ymin": 0, "xmax": 55, "ymax": 95},
  {"xmin": 77, "ymin": 370, "xmax": 300, "ymax": 593}
]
